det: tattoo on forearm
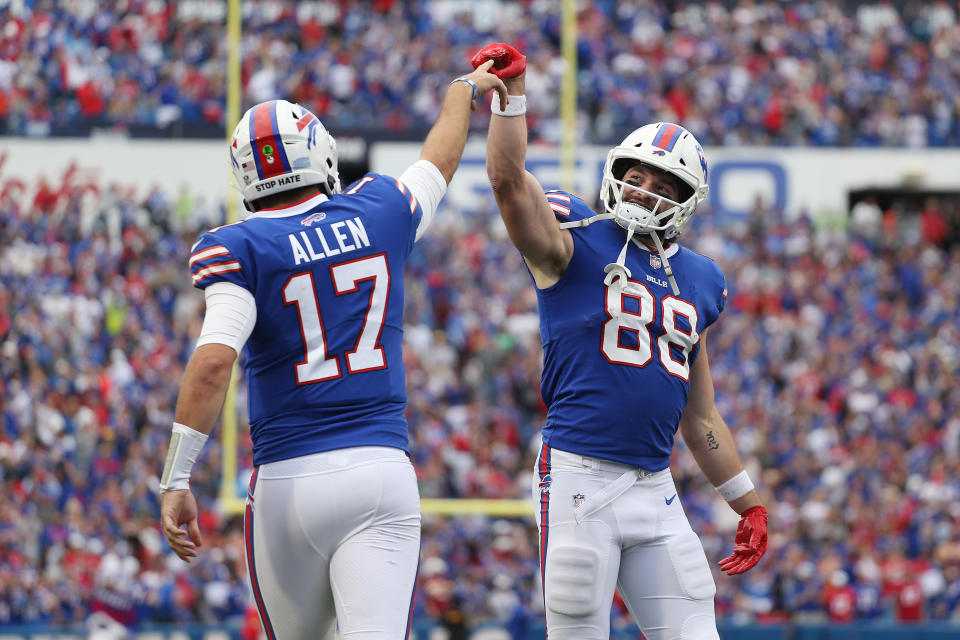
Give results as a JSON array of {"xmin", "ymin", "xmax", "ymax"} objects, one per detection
[{"xmin": 706, "ymin": 431, "xmax": 719, "ymax": 450}]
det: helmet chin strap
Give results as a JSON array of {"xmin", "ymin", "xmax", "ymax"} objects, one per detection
[
  {"xmin": 558, "ymin": 202, "xmax": 680, "ymax": 296},
  {"xmin": 558, "ymin": 213, "xmax": 614, "ymax": 230},
  {"xmin": 603, "ymin": 220, "xmax": 636, "ymax": 290}
]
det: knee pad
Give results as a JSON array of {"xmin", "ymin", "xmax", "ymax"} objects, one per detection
[
  {"xmin": 667, "ymin": 532, "xmax": 716, "ymax": 602},
  {"xmin": 545, "ymin": 545, "xmax": 603, "ymax": 617},
  {"xmin": 681, "ymin": 613, "xmax": 720, "ymax": 640}
]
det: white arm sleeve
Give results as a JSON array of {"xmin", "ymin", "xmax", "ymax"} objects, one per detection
[
  {"xmin": 398, "ymin": 159, "xmax": 447, "ymax": 241},
  {"xmin": 196, "ymin": 281, "xmax": 257, "ymax": 354}
]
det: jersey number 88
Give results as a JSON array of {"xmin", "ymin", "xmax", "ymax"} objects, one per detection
[{"xmin": 601, "ymin": 279, "xmax": 699, "ymax": 381}]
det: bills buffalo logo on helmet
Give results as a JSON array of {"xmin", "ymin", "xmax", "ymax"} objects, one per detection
[{"xmin": 696, "ymin": 143, "xmax": 708, "ymax": 181}]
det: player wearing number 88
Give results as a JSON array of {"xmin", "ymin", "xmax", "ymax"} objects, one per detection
[
  {"xmin": 476, "ymin": 42, "xmax": 767, "ymax": 638},
  {"xmin": 159, "ymin": 62, "xmax": 508, "ymax": 640}
]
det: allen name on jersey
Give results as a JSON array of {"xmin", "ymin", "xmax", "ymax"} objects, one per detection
[{"xmin": 288, "ymin": 216, "xmax": 371, "ymax": 265}]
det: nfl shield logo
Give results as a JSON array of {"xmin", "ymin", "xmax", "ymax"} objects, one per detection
[
  {"xmin": 650, "ymin": 255, "xmax": 662, "ymax": 269},
  {"xmin": 572, "ymin": 493, "xmax": 586, "ymax": 508}
]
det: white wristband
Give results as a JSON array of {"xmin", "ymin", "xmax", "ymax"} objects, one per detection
[
  {"xmin": 491, "ymin": 93, "xmax": 526, "ymax": 117},
  {"xmin": 715, "ymin": 470, "xmax": 755, "ymax": 502},
  {"xmin": 159, "ymin": 422, "xmax": 209, "ymax": 492}
]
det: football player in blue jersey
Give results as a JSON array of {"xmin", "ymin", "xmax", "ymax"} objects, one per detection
[
  {"xmin": 474, "ymin": 43, "xmax": 768, "ymax": 639},
  {"xmin": 158, "ymin": 61, "xmax": 507, "ymax": 639}
]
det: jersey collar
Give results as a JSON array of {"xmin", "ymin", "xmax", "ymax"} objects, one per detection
[
  {"xmin": 630, "ymin": 235, "xmax": 680, "ymax": 258},
  {"xmin": 245, "ymin": 192, "xmax": 330, "ymax": 219}
]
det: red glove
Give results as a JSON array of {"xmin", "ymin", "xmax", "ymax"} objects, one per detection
[
  {"xmin": 470, "ymin": 42, "xmax": 526, "ymax": 79},
  {"xmin": 718, "ymin": 505, "xmax": 767, "ymax": 575}
]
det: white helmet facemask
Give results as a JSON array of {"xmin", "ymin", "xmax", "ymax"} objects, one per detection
[
  {"xmin": 603, "ymin": 172, "xmax": 693, "ymax": 239},
  {"xmin": 560, "ymin": 122, "xmax": 709, "ymax": 296}
]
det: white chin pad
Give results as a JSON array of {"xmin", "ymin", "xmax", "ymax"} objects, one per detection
[
  {"xmin": 618, "ymin": 202, "xmax": 655, "ymax": 227},
  {"xmin": 616, "ymin": 200, "xmax": 683, "ymax": 235}
]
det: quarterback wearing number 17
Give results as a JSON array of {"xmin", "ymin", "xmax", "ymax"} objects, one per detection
[
  {"xmin": 475, "ymin": 43, "xmax": 768, "ymax": 639},
  {"xmin": 157, "ymin": 63, "xmax": 507, "ymax": 639}
]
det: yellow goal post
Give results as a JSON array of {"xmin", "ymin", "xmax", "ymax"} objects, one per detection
[{"xmin": 219, "ymin": 0, "xmax": 242, "ymax": 515}]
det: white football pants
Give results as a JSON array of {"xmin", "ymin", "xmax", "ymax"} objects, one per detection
[
  {"xmin": 244, "ymin": 446, "xmax": 421, "ymax": 639},
  {"xmin": 532, "ymin": 446, "xmax": 719, "ymax": 640}
]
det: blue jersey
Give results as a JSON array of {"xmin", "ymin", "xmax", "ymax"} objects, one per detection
[
  {"xmin": 189, "ymin": 174, "xmax": 422, "ymax": 465},
  {"xmin": 536, "ymin": 191, "xmax": 727, "ymax": 470}
]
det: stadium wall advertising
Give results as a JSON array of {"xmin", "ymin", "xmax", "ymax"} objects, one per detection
[{"xmin": 1, "ymin": 139, "xmax": 955, "ymax": 222}]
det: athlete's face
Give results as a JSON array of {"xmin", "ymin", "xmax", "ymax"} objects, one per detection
[{"xmin": 621, "ymin": 164, "xmax": 680, "ymax": 212}]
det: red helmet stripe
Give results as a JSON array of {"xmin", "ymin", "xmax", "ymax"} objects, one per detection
[
  {"xmin": 250, "ymin": 101, "xmax": 291, "ymax": 180},
  {"xmin": 653, "ymin": 123, "xmax": 684, "ymax": 152}
]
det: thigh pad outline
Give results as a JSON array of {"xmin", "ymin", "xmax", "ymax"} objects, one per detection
[
  {"xmin": 545, "ymin": 545, "xmax": 604, "ymax": 617},
  {"xmin": 667, "ymin": 531, "xmax": 716, "ymax": 602}
]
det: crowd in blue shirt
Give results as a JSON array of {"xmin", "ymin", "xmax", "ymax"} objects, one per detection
[
  {"xmin": 2, "ymin": 0, "xmax": 960, "ymax": 633},
  {"xmin": 1, "ymin": 173, "xmax": 959, "ymax": 629},
  {"xmin": 1, "ymin": 1, "xmax": 959, "ymax": 145}
]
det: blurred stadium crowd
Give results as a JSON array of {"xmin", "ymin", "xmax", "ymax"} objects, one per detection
[
  {"xmin": 1, "ymin": 0, "xmax": 959, "ymax": 145},
  {"xmin": 3, "ymin": 0, "xmax": 960, "ymax": 635},
  {"xmin": 2, "ymin": 174, "xmax": 960, "ymax": 630}
]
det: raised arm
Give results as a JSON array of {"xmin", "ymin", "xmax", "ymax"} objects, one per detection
[
  {"xmin": 678, "ymin": 329, "xmax": 768, "ymax": 575},
  {"xmin": 478, "ymin": 44, "xmax": 573, "ymax": 288},
  {"xmin": 419, "ymin": 60, "xmax": 507, "ymax": 184},
  {"xmin": 396, "ymin": 62, "xmax": 506, "ymax": 243}
]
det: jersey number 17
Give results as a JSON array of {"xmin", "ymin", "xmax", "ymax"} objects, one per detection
[{"xmin": 282, "ymin": 253, "xmax": 389, "ymax": 384}]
